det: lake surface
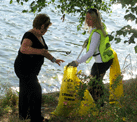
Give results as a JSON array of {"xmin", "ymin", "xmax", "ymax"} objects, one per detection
[{"xmin": 0, "ymin": 0, "xmax": 137, "ymax": 95}]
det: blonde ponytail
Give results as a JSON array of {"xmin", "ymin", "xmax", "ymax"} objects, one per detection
[{"xmin": 94, "ymin": 9, "xmax": 107, "ymax": 37}]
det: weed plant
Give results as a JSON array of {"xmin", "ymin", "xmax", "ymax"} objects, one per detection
[{"xmin": 0, "ymin": 88, "xmax": 18, "ymax": 116}]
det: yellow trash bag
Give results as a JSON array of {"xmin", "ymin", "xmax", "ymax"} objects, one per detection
[
  {"xmin": 109, "ymin": 50, "xmax": 124, "ymax": 105},
  {"xmin": 51, "ymin": 66, "xmax": 98, "ymax": 117},
  {"xmin": 73, "ymin": 89, "xmax": 98, "ymax": 117}
]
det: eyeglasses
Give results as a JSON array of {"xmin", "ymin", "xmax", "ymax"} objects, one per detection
[{"xmin": 87, "ymin": 8, "xmax": 98, "ymax": 17}]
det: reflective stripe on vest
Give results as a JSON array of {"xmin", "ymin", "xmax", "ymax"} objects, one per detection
[{"xmin": 86, "ymin": 29, "xmax": 114, "ymax": 63}]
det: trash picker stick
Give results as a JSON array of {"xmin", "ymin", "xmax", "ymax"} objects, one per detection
[
  {"xmin": 77, "ymin": 47, "xmax": 84, "ymax": 60},
  {"xmin": 77, "ymin": 38, "xmax": 88, "ymax": 60},
  {"xmin": 48, "ymin": 50, "xmax": 71, "ymax": 55}
]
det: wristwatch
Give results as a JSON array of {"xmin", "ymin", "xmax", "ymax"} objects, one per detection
[{"xmin": 51, "ymin": 57, "xmax": 56, "ymax": 63}]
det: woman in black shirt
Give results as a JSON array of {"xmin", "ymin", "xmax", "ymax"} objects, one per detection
[{"xmin": 14, "ymin": 14, "xmax": 64, "ymax": 122}]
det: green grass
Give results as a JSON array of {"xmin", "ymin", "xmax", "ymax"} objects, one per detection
[
  {"xmin": 42, "ymin": 92, "xmax": 59, "ymax": 105},
  {"xmin": 0, "ymin": 88, "xmax": 18, "ymax": 116},
  {"xmin": 0, "ymin": 79, "xmax": 137, "ymax": 122}
]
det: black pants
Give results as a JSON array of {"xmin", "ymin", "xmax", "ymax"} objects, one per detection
[
  {"xmin": 19, "ymin": 75, "xmax": 44, "ymax": 122},
  {"xmin": 89, "ymin": 59, "xmax": 113, "ymax": 106}
]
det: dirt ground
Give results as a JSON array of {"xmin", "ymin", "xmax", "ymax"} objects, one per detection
[{"xmin": 41, "ymin": 91, "xmax": 60, "ymax": 120}]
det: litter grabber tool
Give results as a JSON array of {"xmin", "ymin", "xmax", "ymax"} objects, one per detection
[
  {"xmin": 77, "ymin": 38, "xmax": 88, "ymax": 60},
  {"xmin": 47, "ymin": 50, "xmax": 71, "ymax": 55},
  {"xmin": 77, "ymin": 47, "xmax": 84, "ymax": 60},
  {"xmin": 66, "ymin": 47, "xmax": 84, "ymax": 67},
  {"xmin": 82, "ymin": 38, "xmax": 89, "ymax": 48},
  {"xmin": 66, "ymin": 43, "xmax": 85, "ymax": 67}
]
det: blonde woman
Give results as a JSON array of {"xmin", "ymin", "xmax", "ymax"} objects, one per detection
[{"xmin": 68, "ymin": 8, "xmax": 114, "ymax": 107}]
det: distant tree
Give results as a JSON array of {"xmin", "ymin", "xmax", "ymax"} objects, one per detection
[{"xmin": 10, "ymin": 0, "xmax": 137, "ymax": 53}]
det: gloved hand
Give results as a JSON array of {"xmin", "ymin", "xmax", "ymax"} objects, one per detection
[
  {"xmin": 82, "ymin": 38, "xmax": 89, "ymax": 48},
  {"xmin": 67, "ymin": 61, "xmax": 78, "ymax": 67}
]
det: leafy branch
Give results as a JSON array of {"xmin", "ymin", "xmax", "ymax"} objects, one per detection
[{"xmin": 9, "ymin": 0, "xmax": 137, "ymax": 52}]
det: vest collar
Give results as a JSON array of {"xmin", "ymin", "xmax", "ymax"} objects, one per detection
[{"xmin": 90, "ymin": 27, "xmax": 96, "ymax": 33}]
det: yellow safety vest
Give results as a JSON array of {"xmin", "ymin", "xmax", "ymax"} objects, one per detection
[{"xmin": 86, "ymin": 29, "xmax": 114, "ymax": 63}]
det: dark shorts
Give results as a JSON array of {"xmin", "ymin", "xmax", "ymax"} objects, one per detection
[{"xmin": 91, "ymin": 59, "xmax": 113, "ymax": 79}]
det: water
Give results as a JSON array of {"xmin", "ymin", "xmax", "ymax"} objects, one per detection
[{"xmin": 0, "ymin": 0, "xmax": 137, "ymax": 95}]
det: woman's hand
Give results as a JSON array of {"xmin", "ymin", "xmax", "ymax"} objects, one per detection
[
  {"xmin": 41, "ymin": 49, "xmax": 65, "ymax": 66},
  {"xmin": 41, "ymin": 49, "xmax": 54, "ymax": 61},
  {"xmin": 55, "ymin": 59, "xmax": 65, "ymax": 66}
]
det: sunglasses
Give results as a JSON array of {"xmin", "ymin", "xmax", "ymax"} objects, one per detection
[
  {"xmin": 43, "ymin": 19, "xmax": 52, "ymax": 29},
  {"xmin": 87, "ymin": 8, "xmax": 98, "ymax": 16}
]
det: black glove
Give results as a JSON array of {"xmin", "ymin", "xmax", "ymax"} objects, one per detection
[{"xmin": 67, "ymin": 61, "xmax": 78, "ymax": 67}]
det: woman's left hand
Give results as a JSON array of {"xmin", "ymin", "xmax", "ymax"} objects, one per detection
[{"xmin": 55, "ymin": 59, "xmax": 65, "ymax": 66}]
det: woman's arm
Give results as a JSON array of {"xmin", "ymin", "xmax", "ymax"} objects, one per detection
[
  {"xmin": 76, "ymin": 32, "xmax": 100, "ymax": 63},
  {"xmin": 20, "ymin": 38, "xmax": 64, "ymax": 65},
  {"xmin": 20, "ymin": 38, "xmax": 53, "ymax": 60}
]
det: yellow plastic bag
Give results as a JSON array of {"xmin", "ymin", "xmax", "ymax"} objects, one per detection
[
  {"xmin": 109, "ymin": 50, "xmax": 124, "ymax": 105},
  {"xmin": 51, "ymin": 66, "xmax": 98, "ymax": 117},
  {"xmin": 74, "ymin": 89, "xmax": 98, "ymax": 117}
]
